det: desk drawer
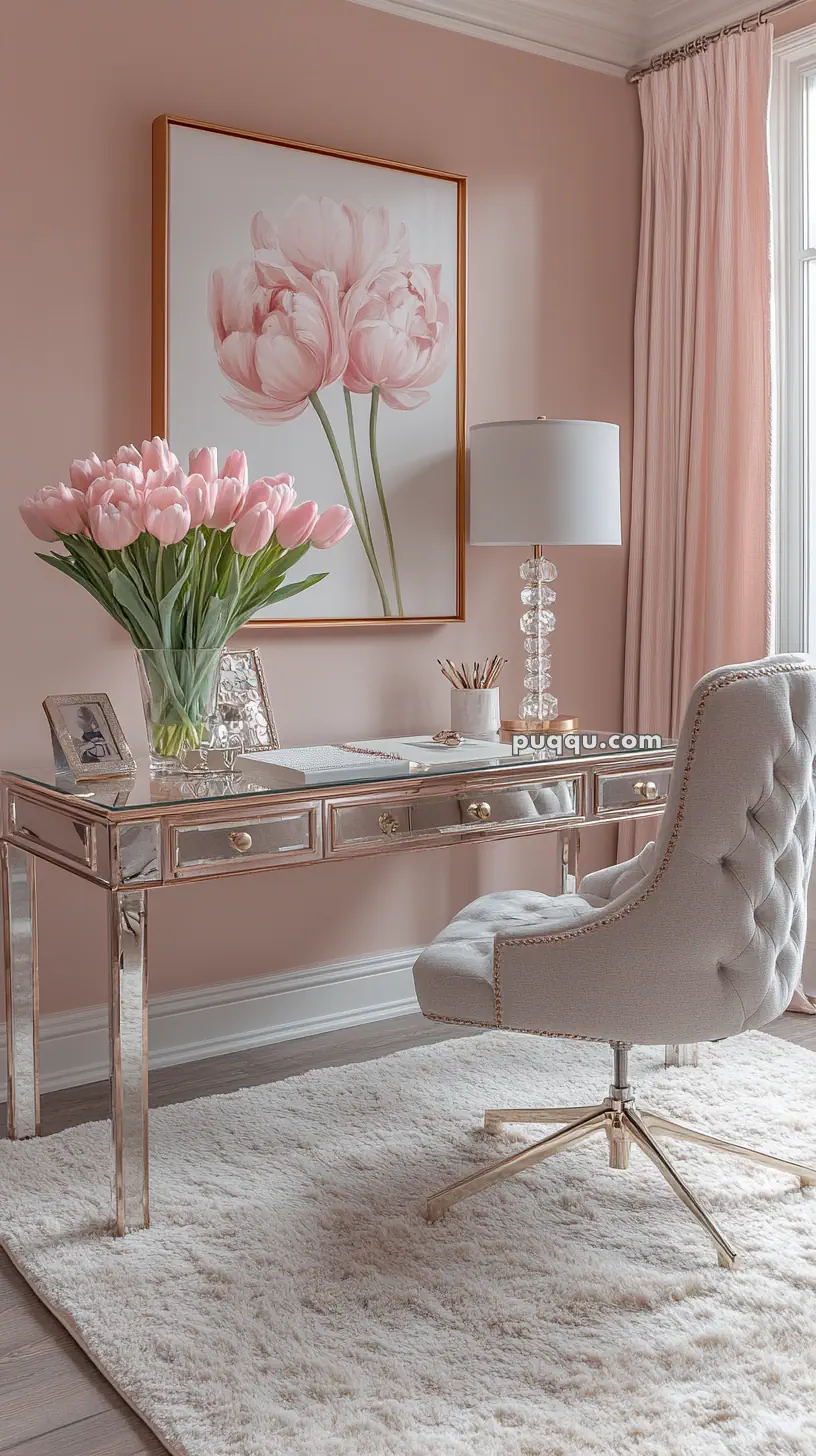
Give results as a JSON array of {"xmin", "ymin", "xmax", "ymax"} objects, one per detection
[
  {"xmin": 595, "ymin": 767, "xmax": 672, "ymax": 815},
  {"xmin": 329, "ymin": 777, "xmax": 580, "ymax": 855},
  {"xmin": 170, "ymin": 804, "xmax": 321, "ymax": 878},
  {"xmin": 6, "ymin": 790, "xmax": 107, "ymax": 878}
]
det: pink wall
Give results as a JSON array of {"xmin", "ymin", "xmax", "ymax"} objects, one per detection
[
  {"xmin": 775, "ymin": 4, "xmax": 816, "ymax": 35},
  {"xmin": 0, "ymin": 0, "xmax": 641, "ymax": 1016}
]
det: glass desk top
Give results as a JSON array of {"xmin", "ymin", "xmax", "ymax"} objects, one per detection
[{"xmin": 2, "ymin": 738, "xmax": 675, "ymax": 813}]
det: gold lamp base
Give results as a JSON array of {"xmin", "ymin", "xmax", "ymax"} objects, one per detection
[{"xmin": 501, "ymin": 716, "xmax": 579, "ymax": 742}]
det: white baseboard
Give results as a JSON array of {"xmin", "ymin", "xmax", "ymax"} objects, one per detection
[{"xmin": 0, "ymin": 947, "xmax": 423, "ymax": 1099}]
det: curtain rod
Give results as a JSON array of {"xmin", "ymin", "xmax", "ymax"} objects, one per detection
[{"xmin": 625, "ymin": 0, "xmax": 812, "ymax": 82}]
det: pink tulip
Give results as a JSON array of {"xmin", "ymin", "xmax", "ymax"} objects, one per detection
[
  {"xmin": 90, "ymin": 459, "xmax": 121, "ymax": 488},
  {"xmin": 244, "ymin": 474, "xmax": 296, "ymax": 519},
  {"xmin": 141, "ymin": 437, "xmax": 178, "ymax": 476},
  {"xmin": 69, "ymin": 453, "xmax": 105, "ymax": 492},
  {"xmin": 276, "ymin": 499, "xmax": 318, "ymax": 549},
  {"xmin": 343, "ymin": 263, "xmax": 451, "ymax": 409},
  {"xmin": 188, "ymin": 446, "xmax": 218, "ymax": 484},
  {"xmin": 208, "ymin": 476, "xmax": 246, "ymax": 529},
  {"xmin": 19, "ymin": 494, "xmax": 58, "ymax": 541},
  {"xmin": 250, "ymin": 197, "xmax": 408, "ymax": 296},
  {"xmin": 144, "ymin": 484, "xmax": 191, "ymax": 544},
  {"xmin": 243, "ymin": 479, "xmax": 275, "ymax": 512},
  {"xmin": 182, "ymin": 472, "xmax": 214, "ymax": 528},
  {"xmin": 311, "ymin": 504, "xmax": 354, "ymax": 549},
  {"xmin": 89, "ymin": 498, "xmax": 142, "ymax": 550},
  {"xmin": 116, "ymin": 462, "xmax": 144, "ymax": 490},
  {"xmin": 87, "ymin": 468, "xmax": 143, "ymax": 509},
  {"xmin": 115, "ymin": 444, "xmax": 142, "ymax": 467},
  {"xmin": 87, "ymin": 476, "xmax": 144, "ymax": 525},
  {"xmin": 20, "ymin": 483, "xmax": 87, "ymax": 539},
  {"xmin": 270, "ymin": 479, "xmax": 296, "ymax": 522},
  {"xmin": 209, "ymin": 261, "xmax": 346, "ymax": 421},
  {"xmin": 231, "ymin": 502, "xmax": 276, "ymax": 556},
  {"xmin": 222, "ymin": 449, "xmax": 248, "ymax": 489}
]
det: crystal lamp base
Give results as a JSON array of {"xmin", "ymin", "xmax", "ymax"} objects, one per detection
[{"xmin": 518, "ymin": 555, "xmax": 557, "ymax": 723}]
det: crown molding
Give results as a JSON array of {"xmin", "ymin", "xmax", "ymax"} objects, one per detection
[
  {"xmin": 774, "ymin": 17, "xmax": 816, "ymax": 55},
  {"xmin": 345, "ymin": 0, "xmax": 788, "ymax": 76},
  {"xmin": 344, "ymin": 0, "xmax": 640, "ymax": 76},
  {"xmin": 643, "ymin": 1, "xmax": 760, "ymax": 55}
]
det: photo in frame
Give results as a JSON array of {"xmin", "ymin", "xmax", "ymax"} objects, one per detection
[
  {"xmin": 43, "ymin": 694, "xmax": 136, "ymax": 781},
  {"xmin": 152, "ymin": 115, "xmax": 466, "ymax": 626}
]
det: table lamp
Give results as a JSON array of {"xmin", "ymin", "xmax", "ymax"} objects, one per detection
[{"xmin": 469, "ymin": 419, "xmax": 621, "ymax": 730}]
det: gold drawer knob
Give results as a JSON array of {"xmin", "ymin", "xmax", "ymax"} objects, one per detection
[
  {"xmin": 467, "ymin": 801, "xmax": 492, "ymax": 821},
  {"xmin": 228, "ymin": 830, "xmax": 253, "ymax": 853},
  {"xmin": 378, "ymin": 812, "xmax": 400, "ymax": 836},
  {"xmin": 633, "ymin": 780, "xmax": 659, "ymax": 802}
]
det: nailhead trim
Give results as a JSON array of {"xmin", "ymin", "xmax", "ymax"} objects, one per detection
[
  {"xmin": 493, "ymin": 662, "xmax": 816, "ymax": 1030},
  {"xmin": 423, "ymin": 1010, "xmax": 603, "ymax": 1043}
]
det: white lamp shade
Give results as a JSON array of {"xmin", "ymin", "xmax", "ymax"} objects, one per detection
[{"xmin": 469, "ymin": 419, "xmax": 621, "ymax": 547}]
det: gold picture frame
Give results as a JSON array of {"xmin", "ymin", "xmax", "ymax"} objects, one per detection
[
  {"xmin": 43, "ymin": 694, "xmax": 136, "ymax": 782},
  {"xmin": 152, "ymin": 114, "xmax": 466, "ymax": 628}
]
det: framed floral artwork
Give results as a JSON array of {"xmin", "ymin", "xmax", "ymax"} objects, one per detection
[{"xmin": 152, "ymin": 115, "xmax": 466, "ymax": 626}]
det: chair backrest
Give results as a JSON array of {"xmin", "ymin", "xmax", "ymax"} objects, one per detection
[{"xmin": 647, "ymin": 655, "xmax": 816, "ymax": 1028}]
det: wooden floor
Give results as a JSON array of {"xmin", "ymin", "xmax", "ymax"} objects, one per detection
[{"xmin": 1, "ymin": 1011, "xmax": 815, "ymax": 1455}]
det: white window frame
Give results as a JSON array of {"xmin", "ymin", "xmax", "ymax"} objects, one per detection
[{"xmin": 772, "ymin": 26, "xmax": 816, "ymax": 652}]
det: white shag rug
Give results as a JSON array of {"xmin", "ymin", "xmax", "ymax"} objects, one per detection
[{"xmin": 2, "ymin": 1032, "xmax": 816, "ymax": 1456}]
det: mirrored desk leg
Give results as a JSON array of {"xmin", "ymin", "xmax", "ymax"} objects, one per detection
[
  {"xmin": 559, "ymin": 827, "xmax": 580, "ymax": 895},
  {"xmin": 109, "ymin": 888, "xmax": 149, "ymax": 1235},
  {"xmin": 2, "ymin": 844, "xmax": 40, "ymax": 1139},
  {"xmin": 665, "ymin": 1043, "xmax": 699, "ymax": 1068}
]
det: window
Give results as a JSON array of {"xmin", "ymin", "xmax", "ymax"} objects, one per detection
[{"xmin": 772, "ymin": 27, "xmax": 816, "ymax": 652}]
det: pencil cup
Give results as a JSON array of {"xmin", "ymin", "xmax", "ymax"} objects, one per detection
[{"xmin": 450, "ymin": 687, "xmax": 501, "ymax": 741}]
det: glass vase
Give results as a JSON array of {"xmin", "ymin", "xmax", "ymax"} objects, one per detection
[{"xmin": 135, "ymin": 648, "xmax": 222, "ymax": 775}]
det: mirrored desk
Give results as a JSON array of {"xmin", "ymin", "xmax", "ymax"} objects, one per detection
[{"xmin": 1, "ymin": 739, "xmax": 676, "ymax": 1235}]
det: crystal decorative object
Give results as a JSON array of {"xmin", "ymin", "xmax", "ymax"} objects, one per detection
[
  {"xmin": 520, "ymin": 608, "xmax": 556, "ymax": 636},
  {"xmin": 518, "ymin": 557, "xmax": 558, "ymax": 723},
  {"xmin": 521, "ymin": 691, "xmax": 558, "ymax": 721},
  {"xmin": 520, "ymin": 557, "xmax": 557, "ymax": 583},
  {"xmin": 520, "ymin": 584, "xmax": 556, "ymax": 608},
  {"xmin": 524, "ymin": 638, "xmax": 552, "ymax": 664}
]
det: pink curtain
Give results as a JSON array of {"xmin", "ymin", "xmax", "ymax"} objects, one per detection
[
  {"xmin": 624, "ymin": 26, "xmax": 772, "ymax": 747},
  {"xmin": 620, "ymin": 27, "xmax": 815, "ymax": 1011}
]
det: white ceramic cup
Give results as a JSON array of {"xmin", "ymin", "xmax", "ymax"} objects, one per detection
[{"xmin": 450, "ymin": 687, "xmax": 501, "ymax": 741}]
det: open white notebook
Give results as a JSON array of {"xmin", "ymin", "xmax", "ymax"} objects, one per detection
[{"xmin": 237, "ymin": 736, "xmax": 516, "ymax": 786}]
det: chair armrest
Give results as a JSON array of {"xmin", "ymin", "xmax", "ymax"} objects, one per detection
[{"xmin": 579, "ymin": 842, "xmax": 656, "ymax": 906}]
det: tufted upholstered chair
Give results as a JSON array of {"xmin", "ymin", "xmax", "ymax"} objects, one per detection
[{"xmin": 412, "ymin": 656, "xmax": 816, "ymax": 1266}]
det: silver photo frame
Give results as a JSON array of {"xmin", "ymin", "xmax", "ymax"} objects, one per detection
[{"xmin": 43, "ymin": 693, "xmax": 136, "ymax": 782}]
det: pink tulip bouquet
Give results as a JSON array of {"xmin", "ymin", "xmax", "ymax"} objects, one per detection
[
  {"xmin": 210, "ymin": 195, "xmax": 451, "ymax": 618},
  {"xmin": 20, "ymin": 439, "xmax": 352, "ymax": 763}
]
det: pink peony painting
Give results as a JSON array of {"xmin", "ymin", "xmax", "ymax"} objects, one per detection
[
  {"xmin": 209, "ymin": 196, "xmax": 451, "ymax": 617},
  {"xmin": 153, "ymin": 117, "xmax": 465, "ymax": 624}
]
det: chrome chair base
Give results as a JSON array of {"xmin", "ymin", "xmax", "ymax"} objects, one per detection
[{"xmin": 424, "ymin": 1044, "xmax": 816, "ymax": 1268}]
